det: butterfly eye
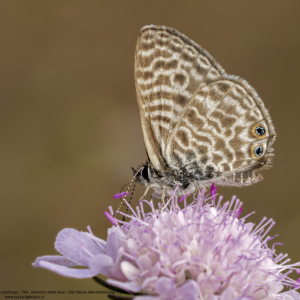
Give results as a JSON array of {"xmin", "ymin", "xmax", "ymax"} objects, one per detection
[
  {"xmin": 142, "ymin": 166, "xmax": 149, "ymax": 181},
  {"xmin": 253, "ymin": 146, "xmax": 263, "ymax": 157},
  {"xmin": 254, "ymin": 125, "xmax": 266, "ymax": 137}
]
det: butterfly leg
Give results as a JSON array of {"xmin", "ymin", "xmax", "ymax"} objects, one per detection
[
  {"xmin": 139, "ymin": 185, "xmax": 151, "ymax": 202},
  {"xmin": 159, "ymin": 188, "xmax": 167, "ymax": 212},
  {"xmin": 192, "ymin": 180, "xmax": 201, "ymax": 195},
  {"xmin": 160, "ymin": 187, "xmax": 171, "ymax": 212}
]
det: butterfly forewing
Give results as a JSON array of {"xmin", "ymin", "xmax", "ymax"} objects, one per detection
[
  {"xmin": 134, "ymin": 25, "xmax": 276, "ymax": 193},
  {"xmin": 135, "ymin": 26, "xmax": 225, "ymax": 168}
]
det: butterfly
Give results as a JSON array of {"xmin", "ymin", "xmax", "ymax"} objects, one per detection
[{"xmin": 133, "ymin": 25, "xmax": 276, "ymax": 198}]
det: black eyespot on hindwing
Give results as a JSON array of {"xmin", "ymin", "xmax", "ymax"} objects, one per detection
[
  {"xmin": 254, "ymin": 146, "xmax": 263, "ymax": 157},
  {"xmin": 255, "ymin": 126, "xmax": 266, "ymax": 137}
]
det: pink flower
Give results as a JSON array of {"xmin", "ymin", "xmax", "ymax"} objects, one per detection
[{"xmin": 33, "ymin": 187, "xmax": 300, "ymax": 300}]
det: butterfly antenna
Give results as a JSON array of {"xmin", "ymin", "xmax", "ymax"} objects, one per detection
[
  {"xmin": 115, "ymin": 166, "xmax": 143, "ymax": 217},
  {"xmin": 122, "ymin": 181, "xmax": 137, "ymax": 222}
]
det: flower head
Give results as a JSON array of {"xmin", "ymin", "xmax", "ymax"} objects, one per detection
[{"xmin": 34, "ymin": 187, "xmax": 300, "ymax": 300}]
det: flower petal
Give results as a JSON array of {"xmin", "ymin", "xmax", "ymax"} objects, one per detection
[
  {"xmin": 134, "ymin": 296, "xmax": 160, "ymax": 300},
  {"xmin": 220, "ymin": 287, "xmax": 235, "ymax": 300},
  {"xmin": 121, "ymin": 261, "xmax": 140, "ymax": 280},
  {"xmin": 36, "ymin": 261, "xmax": 98, "ymax": 278},
  {"xmin": 106, "ymin": 278, "xmax": 142, "ymax": 293},
  {"xmin": 55, "ymin": 228, "xmax": 103, "ymax": 266},
  {"xmin": 176, "ymin": 280, "xmax": 199, "ymax": 300},
  {"xmin": 33, "ymin": 255, "xmax": 78, "ymax": 268},
  {"xmin": 283, "ymin": 291, "xmax": 300, "ymax": 300},
  {"xmin": 88, "ymin": 254, "xmax": 126, "ymax": 281},
  {"xmin": 137, "ymin": 254, "xmax": 152, "ymax": 272},
  {"xmin": 106, "ymin": 231, "xmax": 122, "ymax": 261},
  {"xmin": 155, "ymin": 277, "xmax": 174, "ymax": 294},
  {"xmin": 83, "ymin": 230, "xmax": 107, "ymax": 246}
]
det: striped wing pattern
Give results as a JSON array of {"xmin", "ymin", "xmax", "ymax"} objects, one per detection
[{"xmin": 135, "ymin": 25, "xmax": 275, "ymax": 187}]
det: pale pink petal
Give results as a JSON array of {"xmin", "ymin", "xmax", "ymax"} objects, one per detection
[
  {"xmin": 106, "ymin": 231, "xmax": 122, "ymax": 261},
  {"xmin": 55, "ymin": 228, "xmax": 103, "ymax": 266},
  {"xmin": 176, "ymin": 280, "xmax": 199, "ymax": 300},
  {"xmin": 220, "ymin": 287, "xmax": 235, "ymax": 300},
  {"xmin": 155, "ymin": 277, "xmax": 174, "ymax": 294},
  {"xmin": 137, "ymin": 254, "xmax": 152, "ymax": 272},
  {"xmin": 120, "ymin": 261, "xmax": 140, "ymax": 280},
  {"xmin": 36, "ymin": 261, "xmax": 98, "ymax": 278},
  {"xmin": 141, "ymin": 276, "xmax": 159, "ymax": 290},
  {"xmin": 134, "ymin": 296, "xmax": 161, "ymax": 300},
  {"xmin": 284, "ymin": 291, "xmax": 300, "ymax": 300},
  {"xmin": 33, "ymin": 255, "xmax": 77, "ymax": 268},
  {"xmin": 82, "ymin": 231, "xmax": 106, "ymax": 247},
  {"xmin": 106, "ymin": 278, "xmax": 142, "ymax": 293},
  {"xmin": 88, "ymin": 254, "xmax": 126, "ymax": 281}
]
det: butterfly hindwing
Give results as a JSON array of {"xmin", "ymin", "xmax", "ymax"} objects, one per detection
[{"xmin": 166, "ymin": 77, "xmax": 275, "ymax": 186}]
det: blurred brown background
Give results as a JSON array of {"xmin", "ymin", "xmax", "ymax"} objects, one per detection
[{"xmin": 0, "ymin": 0, "xmax": 300, "ymax": 298}]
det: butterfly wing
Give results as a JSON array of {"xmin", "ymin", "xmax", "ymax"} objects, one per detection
[
  {"xmin": 134, "ymin": 25, "xmax": 225, "ymax": 171},
  {"xmin": 135, "ymin": 25, "xmax": 276, "ymax": 187},
  {"xmin": 165, "ymin": 77, "xmax": 276, "ymax": 186}
]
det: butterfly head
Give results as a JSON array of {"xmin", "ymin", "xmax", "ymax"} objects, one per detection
[{"xmin": 134, "ymin": 163, "xmax": 158, "ymax": 188}]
